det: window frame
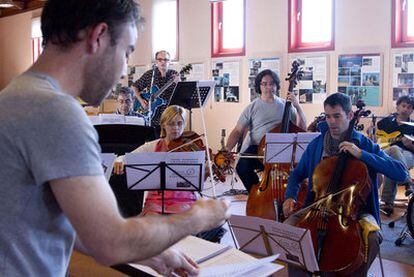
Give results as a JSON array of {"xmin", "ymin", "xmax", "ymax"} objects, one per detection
[
  {"xmin": 152, "ymin": 0, "xmax": 180, "ymax": 61},
  {"xmin": 211, "ymin": 0, "xmax": 246, "ymax": 58},
  {"xmin": 288, "ymin": 0, "xmax": 335, "ymax": 53},
  {"xmin": 392, "ymin": 0, "xmax": 414, "ymax": 48}
]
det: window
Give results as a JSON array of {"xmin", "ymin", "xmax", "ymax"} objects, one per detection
[
  {"xmin": 211, "ymin": 0, "xmax": 245, "ymax": 57},
  {"xmin": 392, "ymin": 0, "xmax": 414, "ymax": 48},
  {"xmin": 289, "ymin": 0, "xmax": 335, "ymax": 52},
  {"xmin": 31, "ymin": 18, "xmax": 43, "ymax": 63},
  {"xmin": 152, "ymin": 0, "xmax": 178, "ymax": 60}
]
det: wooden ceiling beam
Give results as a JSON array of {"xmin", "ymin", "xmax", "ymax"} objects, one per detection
[{"xmin": 0, "ymin": 1, "xmax": 45, "ymax": 18}]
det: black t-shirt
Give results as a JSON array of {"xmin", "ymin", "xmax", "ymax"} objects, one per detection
[
  {"xmin": 377, "ymin": 116, "xmax": 414, "ymax": 151},
  {"xmin": 133, "ymin": 68, "xmax": 178, "ymax": 126}
]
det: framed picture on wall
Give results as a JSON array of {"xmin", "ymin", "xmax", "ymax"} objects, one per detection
[
  {"xmin": 392, "ymin": 52, "xmax": 414, "ymax": 101},
  {"xmin": 288, "ymin": 55, "xmax": 327, "ymax": 104},
  {"xmin": 248, "ymin": 57, "xmax": 281, "ymax": 102},
  {"xmin": 337, "ymin": 54, "xmax": 382, "ymax": 106},
  {"xmin": 211, "ymin": 61, "xmax": 241, "ymax": 103}
]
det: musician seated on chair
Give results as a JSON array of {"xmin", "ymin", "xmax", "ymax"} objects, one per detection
[
  {"xmin": 132, "ymin": 50, "xmax": 179, "ymax": 136},
  {"xmin": 377, "ymin": 95, "xmax": 414, "ymax": 216},
  {"xmin": 283, "ymin": 93, "xmax": 408, "ymax": 276},
  {"xmin": 224, "ymin": 69, "xmax": 307, "ymax": 192},
  {"xmin": 113, "ymin": 105, "xmax": 226, "ymax": 242},
  {"xmin": 115, "ymin": 86, "xmax": 139, "ymax": 116}
]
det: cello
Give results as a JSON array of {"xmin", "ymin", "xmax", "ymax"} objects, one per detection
[
  {"xmin": 246, "ymin": 61, "xmax": 307, "ymax": 221},
  {"xmin": 293, "ymin": 101, "xmax": 371, "ymax": 275}
]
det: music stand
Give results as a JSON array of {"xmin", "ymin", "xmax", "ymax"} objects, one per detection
[
  {"xmin": 265, "ymin": 133, "xmax": 320, "ymax": 164},
  {"xmin": 228, "ymin": 215, "xmax": 319, "ymax": 274},
  {"xmin": 124, "ymin": 151, "xmax": 205, "ymax": 214},
  {"xmin": 169, "ymin": 81, "xmax": 214, "ymax": 130}
]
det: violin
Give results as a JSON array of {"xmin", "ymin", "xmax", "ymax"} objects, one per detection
[
  {"xmin": 293, "ymin": 102, "xmax": 371, "ymax": 275},
  {"xmin": 246, "ymin": 61, "xmax": 307, "ymax": 221},
  {"xmin": 167, "ymin": 130, "xmax": 226, "ymax": 183}
]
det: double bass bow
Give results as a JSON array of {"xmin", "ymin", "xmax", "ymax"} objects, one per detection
[
  {"xmin": 292, "ymin": 101, "xmax": 371, "ymax": 275},
  {"xmin": 246, "ymin": 61, "xmax": 307, "ymax": 221}
]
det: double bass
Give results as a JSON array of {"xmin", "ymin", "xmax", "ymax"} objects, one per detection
[
  {"xmin": 293, "ymin": 102, "xmax": 371, "ymax": 275},
  {"xmin": 246, "ymin": 61, "xmax": 307, "ymax": 221}
]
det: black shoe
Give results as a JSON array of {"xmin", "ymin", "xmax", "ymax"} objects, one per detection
[{"xmin": 380, "ymin": 203, "xmax": 394, "ymax": 216}]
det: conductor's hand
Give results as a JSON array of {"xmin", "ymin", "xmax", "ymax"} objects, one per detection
[
  {"xmin": 339, "ymin": 141, "xmax": 362, "ymax": 159},
  {"xmin": 140, "ymin": 248, "xmax": 199, "ymax": 276},
  {"xmin": 113, "ymin": 158, "xmax": 125, "ymax": 175},
  {"xmin": 190, "ymin": 198, "xmax": 231, "ymax": 233},
  {"xmin": 283, "ymin": 198, "xmax": 296, "ymax": 218}
]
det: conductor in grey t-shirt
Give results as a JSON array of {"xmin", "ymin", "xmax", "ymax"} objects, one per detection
[{"xmin": 225, "ymin": 69, "xmax": 307, "ymax": 192}]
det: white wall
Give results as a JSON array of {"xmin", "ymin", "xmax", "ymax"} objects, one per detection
[{"xmin": 0, "ymin": 0, "xmax": 413, "ymax": 150}]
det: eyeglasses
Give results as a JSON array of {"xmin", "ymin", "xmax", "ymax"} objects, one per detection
[
  {"xmin": 260, "ymin": 82, "xmax": 276, "ymax": 87},
  {"xmin": 118, "ymin": 99, "xmax": 132, "ymax": 104},
  {"xmin": 156, "ymin": 58, "xmax": 170, "ymax": 62},
  {"xmin": 166, "ymin": 121, "xmax": 184, "ymax": 127}
]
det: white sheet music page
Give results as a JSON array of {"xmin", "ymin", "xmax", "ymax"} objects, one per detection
[
  {"xmin": 200, "ymin": 253, "xmax": 283, "ymax": 277},
  {"xmin": 128, "ymin": 236, "xmax": 283, "ymax": 277}
]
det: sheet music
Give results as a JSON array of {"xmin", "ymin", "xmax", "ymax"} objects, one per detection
[
  {"xmin": 128, "ymin": 236, "xmax": 283, "ymax": 277},
  {"xmin": 265, "ymin": 132, "xmax": 320, "ymax": 163},
  {"xmin": 229, "ymin": 215, "xmax": 319, "ymax": 273},
  {"xmin": 100, "ymin": 153, "xmax": 116, "ymax": 181},
  {"xmin": 199, "ymin": 254, "xmax": 281, "ymax": 277},
  {"xmin": 125, "ymin": 151, "xmax": 205, "ymax": 190},
  {"xmin": 88, "ymin": 114, "xmax": 146, "ymax": 126}
]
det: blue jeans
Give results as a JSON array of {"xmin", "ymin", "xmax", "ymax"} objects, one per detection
[
  {"xmin": 235, "ymin": 145, "xmax": 264, "ymax": 192},
  {"xmin": 381, "ymin": 146, "xmax": 413, "ymax": 204}
]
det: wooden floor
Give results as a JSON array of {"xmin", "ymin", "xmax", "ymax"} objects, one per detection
[{"xmin": 69, "ymin": 176, "xmax": 414, "ymax": 276}]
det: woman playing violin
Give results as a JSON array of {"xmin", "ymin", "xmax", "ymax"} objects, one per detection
[
  {"xmin": 114, "ymin": 105, "xmax": 225, "ymax": 241},
  {"xmin": 283, "ymin": 93, "xmax": 408, "ymax": 276}
]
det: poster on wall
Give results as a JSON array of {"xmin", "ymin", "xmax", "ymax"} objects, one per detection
[
  {"xmin": 186, "ymin": 63, "xmax": 205, "ymax": 81},
  {"xmin": 289, "ymin": 56, "xmax": 327, "ymax": 104},
  {"xmin": 128, "ymin": 65, "xmax": 149, "ymax": 87},
  {"xmin": 248, "ymin": 57, "xmax": 281, "ymax": 102},
  {"xmin": 392, "ymin": 52, "xmax": 414, "ymax": 100},
  {"xmin": 212, "ymin": 61, "xmax": 240, "ymax": 103},
  {"xmin": 337, "ymin": 54, "xmax": 381, "ymax": 106}
]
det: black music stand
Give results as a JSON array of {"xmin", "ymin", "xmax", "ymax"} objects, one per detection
[
  {"xmin": 125, "ymin": 152, "xmax": 204, "ymax": 214},
  {"xmin": 94, "ymin": 124, "xmax": 156, "ymax": 217},
  {"xmin": 169, "ymin": 81, "xmax": 214, "ymax": 130}
]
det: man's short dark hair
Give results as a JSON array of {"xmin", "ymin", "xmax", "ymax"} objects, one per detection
[
  {"xmin": 118, "ymin": 86, "xmax": 134, "ymax": 98},
  {"xmin": 324, "ymin": 93, "xmax": 352, "ymax": 114},
  {"xmin": 396, "ymin": 95, "xmax": 414, "ymax": 107},
  {"xmin": 41, "ymin": 0, "xmax": 141, "ymax": 47},
  {"xmin": 254, "ymin": 69, "xmax": 281, "ymax": 95}
]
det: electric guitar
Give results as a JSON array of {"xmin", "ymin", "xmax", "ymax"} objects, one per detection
[
  {"xmin": 134, "ymin": 64, "xmax": 192, "ymax": 119},
  {"xmin": 376, "ymin": 129, "xmax": 414, "ymax": 149}
]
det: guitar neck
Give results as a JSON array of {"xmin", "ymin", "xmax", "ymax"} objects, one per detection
[{"xmin": 151, "ymin": 78, "xmax": 176, "ymax": 99}]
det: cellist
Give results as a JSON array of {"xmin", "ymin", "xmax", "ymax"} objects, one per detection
[
  {"xmin": 224, "ymin": 69, "xmax": 307, "ymax": 192},
  {"xmin": 283, "ymin": 93, "xmax": 408, "ymax": 276}
]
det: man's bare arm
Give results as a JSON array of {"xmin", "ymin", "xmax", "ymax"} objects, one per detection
[
  {"xmin": 225, "ymin": 123, "xmax": 246, "ymax": 152},
  {"xmin": 50, "ymin": 175, "xmax": 229, "ymax": 266}
]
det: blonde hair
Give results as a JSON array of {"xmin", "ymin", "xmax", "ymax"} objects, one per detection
[{"xmin": 160, "ymin": 105, "xmax": 187, "ymax": 137}]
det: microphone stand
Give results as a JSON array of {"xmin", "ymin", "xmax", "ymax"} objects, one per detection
[{"xmin": 147, "ymin": 64, "xmax": 156, "ymax": 127}]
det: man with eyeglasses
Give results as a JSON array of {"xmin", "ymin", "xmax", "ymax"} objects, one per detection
[
  {"xmin": 132, "ymin": 50, "xmax": 178, "ymax": 137},
  {"xmin": 116, "ymin": 86, "xmax": 138, "ymax": 116},
  {"xmin": 225, "ymin": 69, "xmax": 307, "ymax": 192}
]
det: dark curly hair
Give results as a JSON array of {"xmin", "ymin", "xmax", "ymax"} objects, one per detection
[
  {"xmin": 41, "ymin": 0, "xmax": 142, "ymax": 48},
  {"xmin": 254, "ymin": 69, "xmax": 281, "ymax": 95},
  {"xmin": 396, "ymin": 95, "xmax": 414, "ymax": 107}
]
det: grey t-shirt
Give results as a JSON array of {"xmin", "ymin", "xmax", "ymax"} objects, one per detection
[
  {"xmin": 0, "ymin": 71, "xmax": 104, "ymax": 276},
  {"xmin": 238, "ymin": 97, "xmax": 297, "ymax": 146}
]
